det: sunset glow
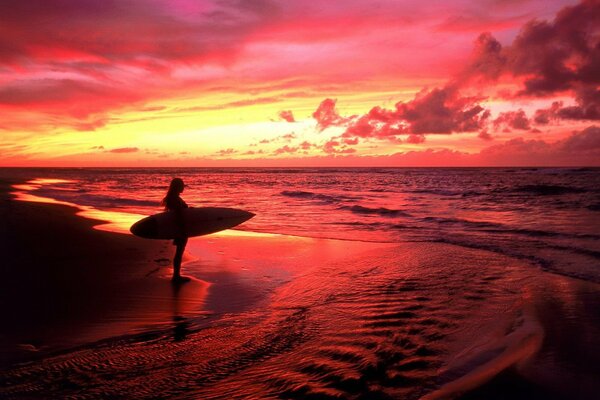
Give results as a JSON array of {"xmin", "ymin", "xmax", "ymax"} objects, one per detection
[{"xmin": 1, "ymin": 0, "xmax": 598, "ymax": 166}]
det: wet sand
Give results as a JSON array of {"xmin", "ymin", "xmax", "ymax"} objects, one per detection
[{"xmin": 1, "ymin": 179, "xmax": 599, "ymax": 399}]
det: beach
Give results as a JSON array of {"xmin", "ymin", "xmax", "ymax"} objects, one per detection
[{"xmin": 1, "ymin": 174, "xmax": 599, "ymax": 399}]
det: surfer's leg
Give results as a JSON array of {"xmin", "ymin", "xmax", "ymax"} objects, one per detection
[{"xmin": 172, "ymin": 238, "xmax": 188, "ymax": 280}]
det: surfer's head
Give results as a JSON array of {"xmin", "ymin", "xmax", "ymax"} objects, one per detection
[{"xmin": 168, "ymin": 178, "xmax": 185, "ymax": 195}]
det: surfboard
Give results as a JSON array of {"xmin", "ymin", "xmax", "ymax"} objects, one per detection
[{"xmin": 130, "ymin": 207, "xmax": 255, "ymax": 239}]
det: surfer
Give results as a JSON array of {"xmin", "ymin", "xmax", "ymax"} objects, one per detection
[{"xmin": 162, "ymin": 178, "xmax": 190, "ymax": 282}]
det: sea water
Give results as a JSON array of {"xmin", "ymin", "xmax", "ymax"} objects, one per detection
[{"xmin": 5, "ymin": 167, "xmax": 599, "ymax": 283}]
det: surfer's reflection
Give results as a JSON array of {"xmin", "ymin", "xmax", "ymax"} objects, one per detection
[
  {"xmin": 170, "ymin": 280, "xmax": 191, "ymax": 341},
  {"xmin": 162, "ymin": 178, "xmax": 190, "ymax": 282},
  {"xmin": 172, "ymin": 315, "xmax": 190, "ymax": 341}
]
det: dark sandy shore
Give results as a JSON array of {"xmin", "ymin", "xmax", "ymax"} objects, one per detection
[
  {"xmin": 0, "ymin": 179, "xmax": 208, "ymax": 367},
  {"xmin": 1, "ymin": 178, "xmax": 599, "ymax": 399}
]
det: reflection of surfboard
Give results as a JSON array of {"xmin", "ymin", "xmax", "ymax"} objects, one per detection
[{"xmin": 130, "ymin": 207, "xmax": 255, "ymax": 239}]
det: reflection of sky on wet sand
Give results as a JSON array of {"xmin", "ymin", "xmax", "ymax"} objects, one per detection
[{"xmin": 13, "ymin": 179, "xmax": 148, "ymax": 234}]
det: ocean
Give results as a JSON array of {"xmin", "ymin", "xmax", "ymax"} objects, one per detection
[{"xmin": 6, "ymin": 167, "xmax": 600, "ymax": 283}]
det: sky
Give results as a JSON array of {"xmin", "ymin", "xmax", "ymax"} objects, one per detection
[{"xmin": 1, "ymin": 0, "xmax": 599, "ymax": 166}]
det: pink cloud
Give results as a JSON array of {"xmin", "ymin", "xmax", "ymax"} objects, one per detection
[
  {"xmin": 312, "ymin": 98, "xmax": 351, "ymax": 131},
  {"xmin": 299, "ymin": 141, "xmax": 314, "ymax": 150},
  {"xmin": 273, "ymin": 145, "xmax": 298, "ymax": 155},
  {"xmin": 406, "ymin": 134, "xmax": 426, "ymax": 144},
  {"xmin": 323, "ymin": 139, "xmax": 357, "ymax": 154},
  {"xmin": 278, "ymin": 110, "xmax": 295, "ymax": 122},
  {"xmin": 313, "ymin": 86, "xmax": 489, "ymax": 143},
  {"xmin": 281, "ymin": 133, "xmax": 296, "ymax": 141},
  {"xmin": 478, "ymin": 130, "xmax": 493, "ymax": 141},
  {"xmin": 216, "ymin": 148, "xmax": 237, "ymax": 156},
  {"xmin": 107, "ymin": 147, "xmax": 139, "ymax": 153}
]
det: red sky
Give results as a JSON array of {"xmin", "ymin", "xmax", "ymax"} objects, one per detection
[{"xmin": 1, "ymin": 0, "xmax": 599, "ymax": 166}]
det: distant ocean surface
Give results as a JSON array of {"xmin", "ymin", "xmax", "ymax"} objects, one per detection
[{"xmin": 5, "ymin": 167, "xmax": 600, "ymax": 283}]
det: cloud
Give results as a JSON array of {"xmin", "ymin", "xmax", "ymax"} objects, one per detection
[
  {"xmin": 464, "ymin": 0, "xmax": 600, "ymax": 124},
  {"xmin": 243, "ymin": 149, "xmax": 264, "ymax": 155},
  {"xmin": 478, "ymin": 130, "xmax": 493, "ymax": 141},
  {"xmin": 297, "ymin": 125, "xmax": 600, "ymax": 165},
  {"xmin": 278, "ymin": 110, "xmax": 295, "ymax": 122},
  {"xmin": 323, "ymin": 139, "xmax": 357, "ymax": 154},
  {"xmin": 479, "ymin": 125, "xmax": 600, "ymax": 165},
  {"xmin": 252, "ymin": 132, "xmax": 297, "ymax": 147},
  {"xmin": 465, "ymin": 1, "xmax": 599, "ymax": 93},
  {"xmin": 107, "ymin": 147, "xmax": 139, "ymax": 153},
  {"xmin": 306, "ymin": 0, "xmax": 598, "ymax": 146},
  {"xmin": 312, "ymin": 85, "xmax": 489, "ymax": 143},
  {"xmin": 493, "ymin": 109, "xmax": 531, "ymax": 130},
  {"xmin": 560, "ymin": 125, "xmax": 600, "ymax": 152},
  {"xmin": 299, "ymin": 140, "xmax": 314, "ymax": 150},
  {"xmin": 216, "ymin": 148, "xmax": 237, "ymax": 156},
  {"xmin": 0, "ymin": 0, "xmax": 284, "ymax": 130},
  {"xmin": 406, "ymin": 134, "xmax": 426, "ymax": 144},
  {"xmin": 312, "ymin": 98, "xmax": 351, "ymax": 131},
  {"xmin": 273, "ymin": 145, "xmax": 298, "ymax": 155},
  {"xmin": 0, "ymin": 0, "xmax": 278, "ymax": 64}
]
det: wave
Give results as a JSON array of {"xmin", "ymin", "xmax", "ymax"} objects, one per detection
[
  {"xmin": 280, "ymin": 190, "xmax": 359, "ymax": 203},
  {"xmin": 587, "ymin": 203, "xmax": 600, "ymax": 211},
  {"xmin": 419, "ymin": 216, "xmax": 600, "ymax": 240},
  {"xmin": 509, "ymin": 184, "xmax": 587, "ymax": 195},
  {"xmin": 338, "ymin": 205, "xmax": 411, "ymax": 217},
  {"xmin": 423, "ymin": 305, "xmax": 544, "ymax": 400},
  {"xmin": 408, "ymin": 189, "xmax": 464, "ymax": 196}
]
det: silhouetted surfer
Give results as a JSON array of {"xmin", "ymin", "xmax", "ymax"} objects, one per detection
[{"xmin": 162, "ymin": 178, "xmax": 190, "ymax": 282}]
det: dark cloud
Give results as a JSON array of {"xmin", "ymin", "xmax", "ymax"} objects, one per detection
[
  {"xmin": 493, "ymin": 109, "xmax": 531, "ymax": 130},
  {"xmin": 534, "ymin": 101, "xmax": 563, "ymax": 124},
  {"xmin": 395, "ymin": 86, "xmax": 488, "ymax": 134},
  {"xmin": 480, "ymin": 125, "xmax": 600, "ymax": 164},
  {"xmin": 464, "ymin": 0, "xmax": 600, "ymax": 126},
  {"xmin": 466, "ymin": 1, "xmax": 600, "ymax": 94},
  {"xmin": 534, "ymin": 88, "xmax": 600, "ymax": 124},
  {"xmin": 560, "ymin": 125, "xmax": 600, "ymax": 152}
]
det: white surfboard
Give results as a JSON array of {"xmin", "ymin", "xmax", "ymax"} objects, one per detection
[{"xmin": 130, "ymin": 207, "xmax": 255, "ymax": 239}]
